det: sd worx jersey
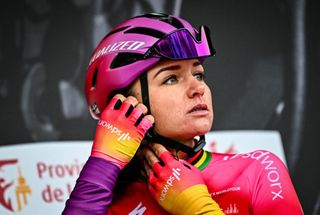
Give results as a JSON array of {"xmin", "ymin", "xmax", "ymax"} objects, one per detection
[{"xmin": 62, "ymin": 150, "xmax": 303, "ymax": 215}]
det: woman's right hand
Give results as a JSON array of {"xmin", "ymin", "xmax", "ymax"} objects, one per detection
[{"xmin": 91, "ymin": 94, "xmax": 154, "ymax": 169}]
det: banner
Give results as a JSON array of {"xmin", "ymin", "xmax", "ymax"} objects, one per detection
[
  {"xmin": 0, "ymin": 142, "xmax": 91, "ymax": 215},
  {"xmin": 0, "ymin": 130, "xmax": 286, "ymax": 214}
]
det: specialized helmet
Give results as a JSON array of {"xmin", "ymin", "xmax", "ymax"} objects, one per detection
[{"xmin": 85, "ymin": 13, "xmax": 215, "ymax": 119}]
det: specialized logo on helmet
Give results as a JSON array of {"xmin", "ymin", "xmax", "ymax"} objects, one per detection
[
  {"xmin": 89, "ymin": 41, "xmax": 145, "ymax": 66},
  {"xmin": 91, "ymin": 103, "xmax": 100, "ymax": 116},
  {"xmin": 0, "ymin": 159, "xmax": 31, "ymax": 212}
]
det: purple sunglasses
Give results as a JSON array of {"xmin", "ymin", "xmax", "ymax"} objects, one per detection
[{"xmin": 144, "ymin": 25, "xmax": 215, "ymax": 60}]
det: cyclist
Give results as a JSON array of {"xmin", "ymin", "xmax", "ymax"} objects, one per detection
[{"xmin": 62, "ymin": 13, "xmax": 303, "ymax": 215}]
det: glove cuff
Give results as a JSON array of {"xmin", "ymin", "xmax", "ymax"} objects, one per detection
[
  {"xmin": 172, "ymin": 184, "xmax": 224, "ymax": 215},
  {"xmin": 91, "ymin": 151, "xmax": 125, "ymax": 169}
]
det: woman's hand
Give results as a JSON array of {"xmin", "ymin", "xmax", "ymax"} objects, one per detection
[
  {"xmin": 91, "ymin": 94, "xmax": 154, "ymax": 169},
  {"xmin": 142, "ymin": 143, "xmax": 225, "ymax": 215}
]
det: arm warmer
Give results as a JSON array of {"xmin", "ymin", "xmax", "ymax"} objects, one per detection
[{"xmin": 62, "ymin": 156, "xmax": 120, "ymax": 215}]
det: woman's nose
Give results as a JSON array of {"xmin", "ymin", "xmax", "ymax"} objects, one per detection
[{"xmin": 187, "ymin": 77, "xmax": 205, "ymax": 98}]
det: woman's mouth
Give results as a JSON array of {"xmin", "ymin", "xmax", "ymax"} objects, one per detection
[{"xmin": 188, "ymin": 104, "xmax": 208, "ymax": 113}]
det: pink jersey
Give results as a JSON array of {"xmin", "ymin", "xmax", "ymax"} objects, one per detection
[
  {"xmin": 109, "ymin": 150, "xmax": 303, "ymax": 215},
  {"xmin": 63, "ymin": 150, "xmax": 303, "ymax": 215}
]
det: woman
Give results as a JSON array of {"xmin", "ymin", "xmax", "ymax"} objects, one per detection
[{"xmin": 62, "ymin": 13, "xmax": 303, "ymax": 215}]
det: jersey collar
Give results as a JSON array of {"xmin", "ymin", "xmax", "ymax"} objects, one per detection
[{"xmin": 187, "ymin": 150, "xmax": 212, "ymax": 170}]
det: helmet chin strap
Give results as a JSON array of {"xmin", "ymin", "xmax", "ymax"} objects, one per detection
[{"xmin": 139, "ymin": 72, "xmax": 206, "ymax": 157}]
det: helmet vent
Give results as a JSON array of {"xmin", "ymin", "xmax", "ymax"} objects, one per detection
[
  {"xmin": 138, "ymin": 13, "xmax": 184, "ymax": 29},
  {"xmin": 91, "ymin": 68, "xmax": 98, "ymax": 88},
  {"xmin": 102, "ymin": 26, "xmax": 130, "ymax": 41},
  {"xmin": 168, "ymin": 16, "xmax": 184, "ymax": 29},
  {"xmin": 137, "ymin": 13, "xmax": 168, "ymax": 19},
  {"xmin": 125, "ymin": 27, "xmax": 165, "ymax": 38},
  {"xmin": 110, "ymin": 53, "xmax": 144, "ymax": 69}
]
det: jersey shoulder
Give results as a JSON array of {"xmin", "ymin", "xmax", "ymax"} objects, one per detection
[
  {"xmin": 210, "ymin": 150, "xmax": 285, "ymax": 167},
  {"xmin": 205, "ymin": 149, "xmax": 289, "ymax": 179}
]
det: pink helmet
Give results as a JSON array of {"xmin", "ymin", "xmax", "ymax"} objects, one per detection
[{"xmin": 85, "ymin": 13, "xmax": 214, "ymax": 119}]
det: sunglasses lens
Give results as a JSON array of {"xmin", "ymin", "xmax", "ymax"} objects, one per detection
[{"xmin": 153, "ymin": 26, "xmax": 214, "ymax": 60}]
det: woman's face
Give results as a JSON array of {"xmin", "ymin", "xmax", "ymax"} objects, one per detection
[{"xmin": 132, "ymin": 59, "xmax": 214, "ymax": 143}]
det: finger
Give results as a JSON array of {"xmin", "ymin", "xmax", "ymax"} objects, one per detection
[
  {"xmin": 150, "ymin": 143, "xmax": 169, "ymax": 158},
  {"xmin": 127, "ymin": 107, "xmax": 143, "ymax": 124},
  {"xmin": 143, "ymin": 145, "xmax": 159, "ymax": 167},
  {"xmin": 148, "ymin": 171, "xmax": 162, "ymax": 191},
  {"xmin": 159, "ymin": 151, "xmax": 175, "ymax": 164},
  {"xmin": 130, "ymin": 103, "xmax": 149, "ymax": 125},
  {"xmin": 148, "ymin": 172, "xmax": 162, "ymax": 192},
  {"xmin": 152, "ymin": 161, "xmax": 163, "ymax": 174},
  {"xmin": 148, "ymin": 182, "xmax": 156, "ymax": 195},
  {"xmin": 135, "ymin": 103, "xmax": 148, "ymax": 115},
  {"xmin": 118, "ymin": 102, "xmax": 133, "ymax": 115},
  {"xmin": 148, "ymin": 171, "xmax": 158, "ymax": 185},
  {"xmin": 123, "ymin": 96, "xmax": 139, "ymax": 107},
  {"xmin": 143, "ymin": 159, "xmax": 152, "ymax": 177},
  {"xmin": 136, "ymin": 116, "xmax": 154, "ymax": 134},
  {"xmin": 106, "ymin": 94, "xmax": 125, "ymax": 110},
  {"xmin": 120, "ymin": 96, "xmax": 138, "ymax": 113}
]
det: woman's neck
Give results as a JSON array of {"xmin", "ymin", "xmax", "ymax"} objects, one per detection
[{"xmin": 167, "ymin": 138, "xmax": 196, "ymax": 159}]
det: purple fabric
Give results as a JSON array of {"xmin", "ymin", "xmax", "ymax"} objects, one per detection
[{"xmin": 62, "ymin": 157, "xmax": 120, "ymax": 215}]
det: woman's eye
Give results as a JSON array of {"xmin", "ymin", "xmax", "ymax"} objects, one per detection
[
  {"xmin": 163, "ymin": 75, "xmax": 177, "ymax": 85},
  {"xmin": 194, "ymin": 72, "xmax": 205, "ymax": 81}
]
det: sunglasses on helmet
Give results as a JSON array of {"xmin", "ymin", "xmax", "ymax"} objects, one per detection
[{"xmin": 144, "ymin": 25, "xmax": 215, "ymax": 60}]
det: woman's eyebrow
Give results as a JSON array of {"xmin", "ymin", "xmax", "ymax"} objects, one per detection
[
  {"xmin": 153, "ymin": 65, "xmax": 181, "ymax": 79},
  {"xmin": 193, "ymin": 61, "xmax": 201, "ymax": 67}
]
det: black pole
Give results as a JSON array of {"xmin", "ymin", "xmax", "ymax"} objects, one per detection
[{"xmin": 288, "ymin": 0, "xmax": 306, "ymax": 173}]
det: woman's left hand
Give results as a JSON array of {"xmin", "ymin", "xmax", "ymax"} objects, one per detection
[{"xmin": 142, "ymin": 143, "xmax": 225, "ymax": 215}]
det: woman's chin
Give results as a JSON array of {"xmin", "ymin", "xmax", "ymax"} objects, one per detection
[
  {"xmin": 178, "ymin": 126, "xmax": 212, "ymax": 140},
  {"xmin": 191, "ymin": 121, "xmax": 212, "ymax": 135},
  {"xmin": 154, "ymin": 121, "xmax": 212, "ymax": 141}
]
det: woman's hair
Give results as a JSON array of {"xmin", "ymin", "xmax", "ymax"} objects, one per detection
[{"xmin": 108, "ymin": 82, "xmax": 135, "ymax": 101}]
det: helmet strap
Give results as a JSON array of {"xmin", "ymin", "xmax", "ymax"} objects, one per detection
[
  {"xmin": 145, "ymin": 129, "xmax": 206, "ymax": 158},
  {"xmin": 140, "ymin": 72, "xmax": 151, "ymax": 114},
  {"xmin": 139, "ymin": 73, "xmax": 206, "ymax": 157}
]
